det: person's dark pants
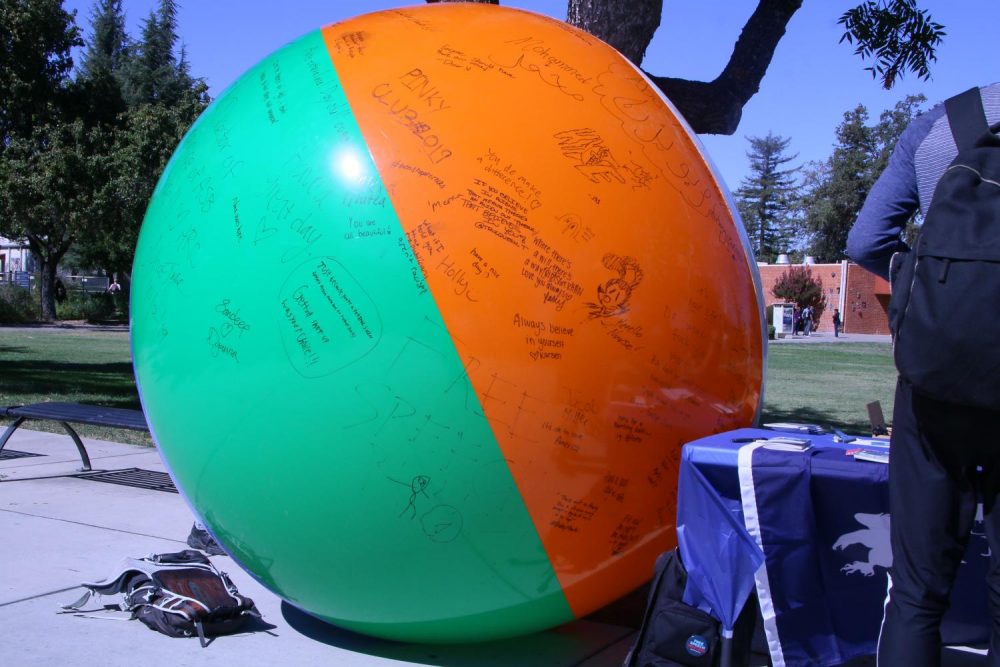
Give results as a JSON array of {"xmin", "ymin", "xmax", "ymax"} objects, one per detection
[{"xmin": 878, "ymin": 379, "xmax": 1000, "ymax": 666}]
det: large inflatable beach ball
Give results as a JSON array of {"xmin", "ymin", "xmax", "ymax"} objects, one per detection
[{"xmin": 131, "ymin": 3, "xmax": 764, "ymax": 643}]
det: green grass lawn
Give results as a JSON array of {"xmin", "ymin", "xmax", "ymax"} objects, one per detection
[
  {"xmin": 761, "ymin": 342, "xmax": 896, "ymax": 435},
  {"xmin": 0, "ymin": 328, "xmax": 896, "ymax": 446},
  {"xmin": 0, "ymin": 327, "xmax": 151, "ymax": 445}
]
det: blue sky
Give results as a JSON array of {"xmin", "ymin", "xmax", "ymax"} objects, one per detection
[{"xmin": 62, "ymin": 0, "xmax": 997, "ymax": 192}]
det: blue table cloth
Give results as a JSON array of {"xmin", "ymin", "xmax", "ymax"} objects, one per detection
[{"xmin": 677, "ymin": 427, "xmax": 989, "ymax": 667}]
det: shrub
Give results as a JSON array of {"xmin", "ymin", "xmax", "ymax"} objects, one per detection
[
  {"xmin": 772, "ymin": 266, "xmax": 828, "ymax": 324},
  {"xmin": 0, "ymin": 284, "xmax": 38, "ymax": 323},
  {"xmin": 57, "ymin": 291, "xmax": 116, "ymax": 323}
]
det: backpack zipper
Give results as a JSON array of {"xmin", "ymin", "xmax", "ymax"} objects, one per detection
[
  {"xmin": 938, "ymin": 258, "xmax": 951, "ymax": 283},
  {"xmin": 894, "ymin": 255, "xmax": 922, "ymax": 352}
]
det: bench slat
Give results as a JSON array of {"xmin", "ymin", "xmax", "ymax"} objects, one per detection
[{"xmin": 4, "ymin": 402, "xmax": 149, "ymax": 432}]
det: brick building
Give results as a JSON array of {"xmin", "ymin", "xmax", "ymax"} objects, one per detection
[{"xmin": 756, "ymin": 260, "xmax": 891, "ymax": 335}]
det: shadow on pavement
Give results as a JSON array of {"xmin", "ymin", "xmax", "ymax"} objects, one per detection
[{"xmin": 281, "ymin": 601, "xmax": 632, "ymax": 667}]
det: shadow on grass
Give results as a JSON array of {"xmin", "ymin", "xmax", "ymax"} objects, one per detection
[
  {"xmin": 761, "ymin": 406, "xmax": 872, "ymax": 435},
  {"xmin": 0, "ymin": 358, "xmax": 140, "ymax": 408}
]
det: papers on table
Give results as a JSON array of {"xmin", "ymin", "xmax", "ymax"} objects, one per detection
[
  {"xmin": 761, "ymin": 436, "xmax": 812, "ymax": 452},
  {"xmin": 762, "ymin": 422, "xmax": 826, "ymax": 435},
  {"xmin": 736, "ymin": 428, "xmax": 889, "ymax": 460},
  {"xmin": 847, "ymin": 440, "xmax": 890, "ymax": 463},
  {"xmin": 848, "ymin": 439, "xmax": 889, "ymax": 449},
  {"xmin": 851, "ymin": 449, "xmax": 890, "ymax": 464}
]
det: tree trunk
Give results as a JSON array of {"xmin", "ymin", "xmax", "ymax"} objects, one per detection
[
  {"xmin": 27, "ymin": 234, "xmax": 70, "ymax": 322},
  {"xmin": 38, "ymin": 256, "xmax": 59, "ymax": 322},
  {"xmin": 567, "ymin": 0, "xmax": 662, "ymax": 65}
]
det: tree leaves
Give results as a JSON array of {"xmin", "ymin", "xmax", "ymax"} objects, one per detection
[
  {"xmin": 0, "ymin": 119, "xmax": 107, "ymax": 319},
  {"xmin": 735, "ymin": 133, "xmax": 803, "ymax": 262},
  {"xmin": 771, "ymin": 265, "xmax": 827, "ymax": 323},
  {"xmin": 564, "ymin": 0, "xmax": 941, "ymax": 133},
  {"xmin": 70, "ymin": 0, "xmax": 209, "ymax": 278},
  {"xmin": 838, "ymin": 0, "xmax": 945, "ymax": 89},
  {"xmin": 0, "ymin": 0, "xmax": 82, "ymax": 141},
  {"xmin": 800, "ymin": 95, "xmax": 924, "ymax": 261},
  {"xmin": 0, "ymin": 0, "xmax": 207, "ymax": 319}
]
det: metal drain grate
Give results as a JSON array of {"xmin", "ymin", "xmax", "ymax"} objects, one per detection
[
  {"xmin": 0, "ymin": 449, "xmax": 45, "ymax": 460},
  {"xmin": 75, "ymin": 468, "xmax": 178, "ymax": 493}
]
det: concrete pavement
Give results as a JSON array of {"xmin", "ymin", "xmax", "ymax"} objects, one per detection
[
  {"xmin": 2, "ymin": 426, "xmax": 988, "ymax": 666},
  {"xmin": 0, "ymin": 428, "xmax": 637, "ymax": 667}
]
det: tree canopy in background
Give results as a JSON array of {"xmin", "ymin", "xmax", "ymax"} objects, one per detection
[
  {"xmin": 0, "ymin": 0, "xmax": 83, "ymax": 320},
  {"xmin": 800, "ymin": 105, "xmax": 878, "ymax": 263},
  {"xmin": 74, "ymin": 0, "xmax": 208, "ymax": 281},
  {"xmin": 0, "ymin": 0, "xmax": 208, "ymax": 319},
  {"xmin": 0, "ymin": 119, "xmax": 106, "ymax": 319},
  {"xmin": 799, "ymin": 94, "xmax": 924, "ymax": 262},
  {"xmin": 0, "ymin": 0, "xmax": 948, "ymax": 321},
  {"xmin": 0, "ymin": 0, "xmax": 80, "ymax": 141},
  {"xmin": 735, "ymin": 133, "xmax": 802, "ymax": 263}
]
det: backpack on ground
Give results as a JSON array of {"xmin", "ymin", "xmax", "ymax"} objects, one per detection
[
  {"xmin": 889, "ymin": 87, "xmax": 1000, "ymax": 410},
  {"xmin": 61, "ymin": 549, "xmax": 260, "ymax": 646},
  {"xmin": 624, "ymin": 549, "xmax": 757, "ymax": 667}
]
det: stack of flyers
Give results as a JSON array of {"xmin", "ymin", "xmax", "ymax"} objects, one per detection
[
  {"xmin": 762, "ymin": 436, "xmax": 812, "ymax": 452},
  {"xmin": 847, "ymin": 447, "xmax": 890, "ymax": 464},
  {"xmin": 762, "ymin": 422, "xmax": 826, "ymax": 435}
]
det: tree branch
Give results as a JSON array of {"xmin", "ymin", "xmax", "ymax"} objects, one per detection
[
  {"xmin": 434, "ymin": 1, "xmax": 933, "ymax": 136},
  {"xmin": 644, "ymin": 0, "xmax": 803, "ymax": 135}
]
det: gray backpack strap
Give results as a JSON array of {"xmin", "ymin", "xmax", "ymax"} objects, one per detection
[
  {"xmin": 945, "ymin": 87, "xmax": 989, "ymax": 151},
  {"xmin": 59, "ymin": 589, "xmax": 97, "ymax": 613},
  {"xmin": 195, "ymin": 620, "xmax": 210, "ymax": 648},
  {"xmin": 59, "ymin": 556, "xmax": 159, "ymax": 612}
]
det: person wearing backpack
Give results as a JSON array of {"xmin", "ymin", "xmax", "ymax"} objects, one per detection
[{"xmin": 847, "ymin": 83, "xmax": 1000, "ymax": 667}]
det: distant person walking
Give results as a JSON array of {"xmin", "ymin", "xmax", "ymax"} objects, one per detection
[
  {"xmin": 801, "ymin": 305, "xmax": 813, "ymax": 336},
  {"xmin": 832, "ymin": 308, "xmax": 842, "ymax": 337},
  {"xmin": 847, "ymin": 82, "xmax": 1000, "ymax": 667},
  {"xmin": 54, "ymin": 278, "xmax": 67, "ymax": 303}
]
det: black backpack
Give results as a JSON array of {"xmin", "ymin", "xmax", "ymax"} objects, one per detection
[
  {"xmin": 625, "ymin": 548, "xmax": 761, "ymax": 667},
  {"xmin": 62, "ymin": 550, "xmax": 260, "ymax": 646},
  {"xmin": 888, "ymin": 87, "xmax": 1000, "ymax": 410}
]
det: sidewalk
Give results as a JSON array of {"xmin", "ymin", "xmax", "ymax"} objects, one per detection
[
  {"xmin": 0, "ymin": 429, "xmax": 637, "ymax": 667},
  {"xmin": 4, "ymin": 428, "xmax": 988, "ymax": 667},
  {"xmin": 770, "ymin": 332, "xmax": 891, "ymax": 344}
]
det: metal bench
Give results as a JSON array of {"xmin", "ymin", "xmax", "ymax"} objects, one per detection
[{"xmin": 0, "ymin": 402, "xmax": 149, "ymax": 472}]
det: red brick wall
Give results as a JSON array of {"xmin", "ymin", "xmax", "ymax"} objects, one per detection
[
  {"xmin": 756, "ymin": 262, "xmax": 890, "ymax": 335},
  {"xmin": 758, "ymin": 263, "xmax": 843, "ymax": 333},
  {"xmin": 843, "ymin": 263, "xmax": 891, "ymax": 335}
]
